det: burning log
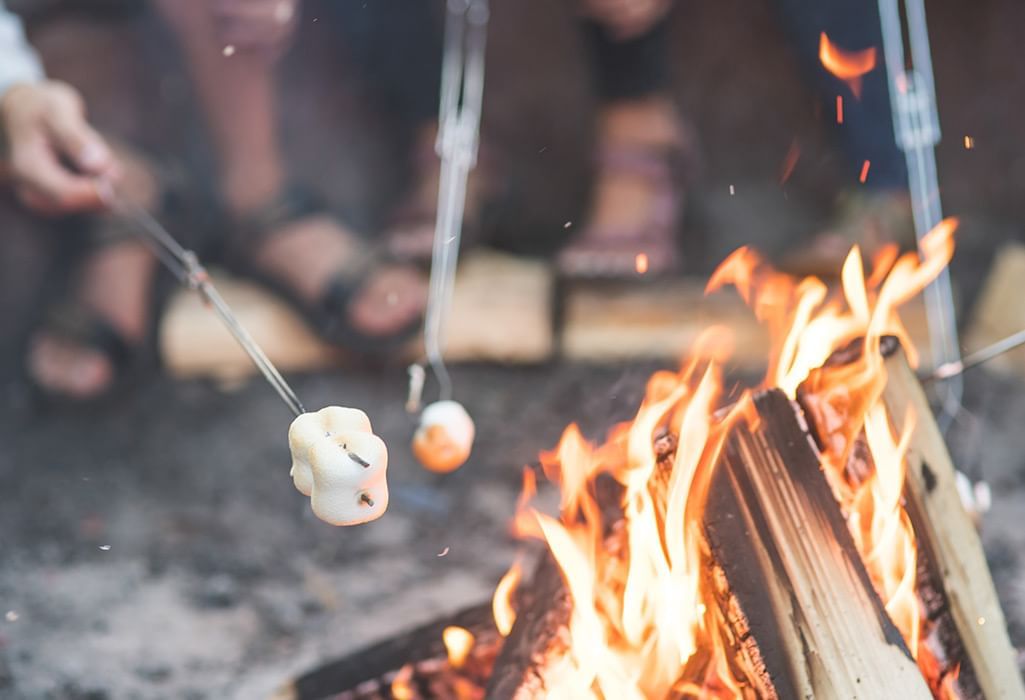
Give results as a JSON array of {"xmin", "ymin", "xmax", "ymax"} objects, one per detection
[
  {"xmin": 701, "ymin": 390, "xmax": 929, "ymax": 698},
  {"xmin": 488, "ymin": 390, "xmax": 932, "ymax": 698},
  {"xmin": 879, "ymin": 346, "xmax": 1023, "ymax": 698},
  {"xmin": 279, "ymin": 603, "xmax": 500, "ymax": 700},
  {"xmin": 485, "ymin": 553, "xmax": 572, "ymax": 699},
  {"xmin": 796, "ymin": 338, "xmax": 1025, "ymax": 699}
]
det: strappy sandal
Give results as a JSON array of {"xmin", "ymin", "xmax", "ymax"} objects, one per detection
[
  {"xmin": 28, "ymin": 300, "xmax": 141, "ymax": 400},
  {"xmin": 557, "ymin": 142, "xmax": 694, "ymax": 279},
  {"xmin": 384, "ymin": 136, "xmax": 495, "ymax": 264},
  {"xmin": 26, "ymin": 150, "xmax": 179, "ymax": 404},
  {"xmin": 27, "ymin": 227, "xmax": 165, "ymax": 405},
  {"xmin": 226, "ymin": 184, "xmax": 425, "ymax": 354}
]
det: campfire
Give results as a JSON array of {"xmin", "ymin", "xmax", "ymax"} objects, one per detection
[{"xmin": 284, "ymin": 221, "xmax": 1023, "ymax": 699}]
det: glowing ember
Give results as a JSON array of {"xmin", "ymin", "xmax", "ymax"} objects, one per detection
[
  {"xmin": 964, "ymin": 135, "xmax": 975, "ymax": 150},
  {"xmin": 635, "ymin": 253, "xmax": 649, "ymax": 275},
  {"xmin": 860, "ymin": 159, "xmax": 872, "ymax": 183},
  {"xmin": 494, "ymin": 218, "xmax": 960, "ymax": 696},
  {"xmin": 837, "ymin": 94, "xmax": 845, "ymax": 124},
  {"xmin": 779, "ymin": 139, "xmax": 801, "ymax": 185},
  {"xmin": 391, "ymin": 663, "xmax": 415, "ymax": 699},
  {"xmin": 443, "ymin": 625, "xmax": 476, "ymax": 669},
  {"xmin": 820, "ymin": 31, "xmax": 878, "ymax": 98}
]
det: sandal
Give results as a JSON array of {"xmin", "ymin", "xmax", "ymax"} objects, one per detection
[
  {"xmin": 557, "ymin": 142, "xmax": 693, "ymax": 279},
  {"xmin": 384, "ymin": 133, "xmax": 494, "ymax": 264},
  {"xmin": 29, "ymin": 299, "xmax": 140, "ymax": 400},
  {"xmin": 227, "ymin": 184, "xmax": 426, "ymax": 354},
  {"xmin": 26, "ymin": 148, "xmax": 174, "ymax": 403}
]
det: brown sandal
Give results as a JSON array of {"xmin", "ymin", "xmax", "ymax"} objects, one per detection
[
  {"xmin": 384, "ymin": 137, "xmax": 495, "ymax": 264},
  {"xmin": 558, "ymin": 143, "xmax": 692, "ymax": 279}
]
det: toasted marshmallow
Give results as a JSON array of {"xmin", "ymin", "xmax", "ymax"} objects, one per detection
[
  {"xmin": 289, "ymin": 406, "xmax": 388, "ymax": 526},
  {"xmin": 412, "ymin": 400, "xmax": 475, "ymax": 473}
]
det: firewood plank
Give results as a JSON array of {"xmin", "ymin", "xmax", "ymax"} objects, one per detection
[
  {"xmin": 490, "ymin": 391, "xmax": 932, "ymax": 698},
  {"xmin": 882, "ymin": 349, "xmax": 1025, "ymax": 699},
  {"xmin": 279, "ymin": 602, "xmax": 497, "ymax": 700},
  {"xmin": 161, "ymin": 250, "xmax": 553, "ymax": 382},
  {"xmin": 708, "ymin": 390, "xmax": 931, "ymax": 699}
]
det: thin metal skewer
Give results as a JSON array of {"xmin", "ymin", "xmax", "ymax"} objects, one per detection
[
  {"xmin": 105, "ymin": 190, "xmax": 306, "ymax": 418},
  {"xmin": 412, "ymin": 0, "xmax": 490, "ymax": 412},
  {"xmin": 878, "ymin": 0, "xmax": 963, "ymax": 430},
  {"xmin": 923, "ymin": 327, "xmax": 1025, "ymax": 384}
]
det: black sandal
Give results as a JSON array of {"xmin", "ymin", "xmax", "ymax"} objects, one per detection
[
  {"xmin": 226, "ymin": 184, "xmax": 424, "ymax": 355},
  {"xmin": 26, "ymin": 150, "xmax": 179, "ymax": 404}
]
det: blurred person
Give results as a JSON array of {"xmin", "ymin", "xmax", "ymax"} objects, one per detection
[
  {"xmin": 1, "ymin": 1, "xmax": 161, "ymax": 400},
  {"xmin": 557, "ymin": 0, "xmax": 696, "ymax": 278},
  {"xmin": 154, "ymin": 0, "xmax": 436, "ymax": 352},
  {"xmin": 774, "ymin": 0, "xmax": 913, "ymax": 274}
]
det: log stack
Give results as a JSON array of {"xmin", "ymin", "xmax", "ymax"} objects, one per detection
[{"xmin": 283, "ymin": 343, "xmax": 1023, "ymax": 699}]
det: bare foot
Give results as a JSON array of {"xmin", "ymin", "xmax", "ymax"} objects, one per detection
[
  {"xmin": 559, "ymin": 96, "xmax": 690, "ymax": 277},
  {"xmin": 29, "ymin": 241, "xmax": 155, "ymax": 398},
  {"xmin": 27, "ymin": 146, "xmax": 158, "ymax": 399},
  {"xmin": 247, "ymin": 212, "xmax": 428, "ymax": 341}
]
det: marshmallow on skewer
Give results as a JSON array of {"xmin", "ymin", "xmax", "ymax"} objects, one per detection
[
  {"xmin": 412, "ymin": 400, "xmax": 475, "ymax": 473},
  {"xmin": 289, "ymin": 406, "xmax": 388, "ymax": 526}
]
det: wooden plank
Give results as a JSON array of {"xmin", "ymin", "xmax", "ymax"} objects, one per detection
[
  {"xmin": 278, "ymin": 602, "xmax": 498, "ymax": 700},
  {"xmin": 561, "ymin": 278, "xmax": 933, "ymax": 368},
  {"xmin": 561, "ymin": 280, "xmax": 770, "ymax": 366},
  {"xmin": 882, "ymin": 348, "xmax": 1025, "ymax": 700},
  {"xmin": 706, "ymin": 390, "xmax": 930, "ymax": 699},
  {"xmin": 160, "ymin": 250, "xmax": 554, "ymax": 382},
  {"xmin": 160, "ymin": 271, "xmax": 345, "ymax": 384},
  {"xmin": 444, "ymin": 250, "xmax": 553, "ymax": 364}
]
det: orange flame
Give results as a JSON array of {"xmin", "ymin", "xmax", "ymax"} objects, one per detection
[
  {"xmin": 391, "ymin": 663, "xmax": 415, "ymax": 699},
  {"xmin": 716, "ymin": 218, "xmax": 957, "ymax": 689},
  {"xmin": 442, "ymin": 626, "xmax": 475, "ymax": 669},
  {"xmin": 492, "ymin": 560, "xmax": 521, "ymax": 636},
  {"xmin": 495, "ymin": 218, "xmax": 959, "ymax": 695},
  {"xmin": 820, "ymin": 31, "xmax": 878, "ymax": 98}
]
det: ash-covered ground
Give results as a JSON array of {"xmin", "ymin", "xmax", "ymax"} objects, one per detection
[{"xmin": 1, "ymin": 361, "xmax": 1024, "ymax": 698}]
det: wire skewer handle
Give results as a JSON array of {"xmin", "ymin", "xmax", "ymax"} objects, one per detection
[
  {"xmin": 106, "ymin": 191, "xmax": 306, "ymax": 418},
  {"xmin": 923, "ymin": 327, "xmax": 1025, "ymax": 384}
]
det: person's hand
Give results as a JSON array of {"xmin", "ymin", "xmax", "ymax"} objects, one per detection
[
  {"xmin": 212, "ymin": 0, "xmax": 299, "ymax": 59},
  {"xmin": 579, "ymin": 0, "xmax": 673, "ymax": 41},
  {"xmin": 0, "ymin": 80, "xmax": 117, "ymax": 215}
]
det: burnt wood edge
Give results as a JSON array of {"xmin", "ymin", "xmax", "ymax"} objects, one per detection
[
  {"xmin": 754, "ymin": 390, "xmax": 911, "ymax": 654},
  {"xmin": 492, "ymin": 389, "xmax": 919, "ymax": 699},
  {"xmin": 795, "ymin": 337, "xmax": 987, "ymax": 697},
  {"xmin": 704, "ymin": 390, "xmax": 915, "ymax": 697},
  {"xmin": 283, "ymin": 602, "xmax": 496, "ymax": 700},
  {"xmin": 484, "ymin": 552, "xmax": 572, "ymax": 699}
]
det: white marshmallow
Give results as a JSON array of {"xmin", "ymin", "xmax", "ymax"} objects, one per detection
[
  {"xmin": 412, "ymin": 400, "xmax": 475, "ymax": 473},
  {"xmin": 289, "ymin": 406, "xmax": 388, "ymax": 526}
]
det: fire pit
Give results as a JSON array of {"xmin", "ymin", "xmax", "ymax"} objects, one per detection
[{"xmin": 280, "ymin": 224, "xmax": 1022, "ymax": 699}]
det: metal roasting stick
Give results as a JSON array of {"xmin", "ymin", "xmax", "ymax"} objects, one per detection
[
  {"xmin": 923, "ymin": 327, "xmax": 1025, "ymax": 384},
  {"xmin": 878, "ymin": 0, "xmax": 963, "ymax": 430},
  {"xmin": 411, "ymin": 0, "xmax": 490, "ymax": 412},
  {"xmin": 104, "ymin": 190, "xmax": 306, "ymax": 419}
]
